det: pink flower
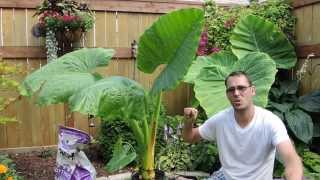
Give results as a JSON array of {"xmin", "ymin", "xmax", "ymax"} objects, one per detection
[
  {"xmin": 197, "ymin": 31, "xmax": 209, "ymax": 55},
  {"xmin": 210, "ymin": 47, "xmax": 221, "ymax": 54},
  {"xmin": 62, "ymin": 15, "xmax": 76, "ymax": 22}
]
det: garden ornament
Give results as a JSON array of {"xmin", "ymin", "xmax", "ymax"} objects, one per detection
[{"xmin": 55, "ymin": 126, "xmax": 96, "ymax": 180}]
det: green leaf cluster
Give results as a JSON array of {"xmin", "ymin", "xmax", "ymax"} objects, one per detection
[
  {"xmin": 155, "ymin": 115, "xmax": 219, "ymax": 173},
  {"xmin": 302, "ymin": 149, "xmax": 320, "ymax": 179},
  {"xmin": 0, "ymin": 154, "xmax": 23, "ymax": 180},
  {"xmin": 21, "ymin": 8, "xmax": 204, "ymax": 179},
  {"xmin": 267, "ymin": 80, "xmax": 320, "ymax": 143},
  {"xmin": 204, "ymin": 0, "xmax": 295, "ymax": 51},
  {"xmin": 0, "ymin": 59, "xmax": 22, "ymax": 124},
  {"xmin": 185, "ymin": 14, "xmax": 296, "ymax": 117},
  {"xmin": 104, "ymin": 138, "xmax": 137, "ymax": 173}
]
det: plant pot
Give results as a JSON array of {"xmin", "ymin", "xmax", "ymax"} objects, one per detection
[
  {"xmin": 131, "ymin": 169, "xmax": 165, "ymax": 180},
  {"xmin": 64, "ymin": 28, "xmax": 83, "ymax": 43}
]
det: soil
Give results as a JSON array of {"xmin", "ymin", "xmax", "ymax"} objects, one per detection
[{"xmin": 8, "ymin": 146, "xmax": 112, "ymax": 180}]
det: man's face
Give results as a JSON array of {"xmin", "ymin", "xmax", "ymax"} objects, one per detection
[{"xmin": 225, "ymin": 75, "xmax": 255, "ymax": 111}]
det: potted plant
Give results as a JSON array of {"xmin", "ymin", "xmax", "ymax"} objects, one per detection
[
  {"xmin": 32, "ymin": 0, "xmax": 94, "ymax": 62},
  {"xmin": 21, "ymin": 8, "xmax": 204, "ymax": 179}
]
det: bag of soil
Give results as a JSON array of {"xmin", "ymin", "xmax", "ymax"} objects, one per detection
[{"xmin": 55, "ymin": 126, "xmax": 96, "ymax": 180}]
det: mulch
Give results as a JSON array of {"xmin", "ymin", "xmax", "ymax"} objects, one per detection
[{"xmin": 9, "ymin": 149, "xmax": 110, "ymax": 180}]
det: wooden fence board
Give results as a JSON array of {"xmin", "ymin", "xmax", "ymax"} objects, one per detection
[
  {"xmin": 40, "ymin": 106, "xmax": 51, "ymax": 146},
  {"xmin": 0, "ymin": 124, "xmax": 7, "ymax": 148},
  {"xmin": 2, "ymin": 9, "xmax": 14, "ymax": 46},
  {"xmin": 13, "ymin": 9, "xmax": 26, "ymax": 46},
  {"xmin": 95, "ymin": 12, "xmax": 107, "ymax": 47},
  {"xmin": 0, "ymin": 0, "xmax": 203, "ymax": 13},
  {"xmin": 302, "ymin": 6, "xmax": 313, "ymax": 45},
  {"xmin": 311, "ymin": 58, "xmax": 320, "ymax": 91},
  {"xmin": 312, "ymin": 4, "xmax": 320, "ymax": 44},
  {"xmin": 27, "ymin": 9, "xmax": 40, "ymax": 46}
]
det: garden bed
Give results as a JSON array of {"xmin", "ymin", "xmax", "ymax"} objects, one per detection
[{"xmin": 8, "ymin": 149, "xmax": 112, "ymax": 180}]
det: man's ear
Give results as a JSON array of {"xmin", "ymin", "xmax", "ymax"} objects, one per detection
[{"xmin": 251, "ymin": 85, "xmax": 256, "ymax": 96}]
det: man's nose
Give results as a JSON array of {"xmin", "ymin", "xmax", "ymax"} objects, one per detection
[{"xmin": 232, "ymin": 88, "xmax": 241, "ymax": 96}]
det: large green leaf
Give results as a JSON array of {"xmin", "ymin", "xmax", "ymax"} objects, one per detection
[
  {"xmin": 285, "ymin": 109, "xmax": 313, "ymax": 143},
  {"xmin": 105, "ymin": 138, "xmax": 137, "ymax": 173},
  {"xmin": 230, "ymin": 15, "xmax": 296, "ymax": 69},
  {"xmin": 194, "ymin": 52, "xmax": 277, "ymax": 116},
  {"xmin": 298, "ymin": 90, "xmax": 320, "ymax": 113},
  {"xmin": 137, "ymin": 8, "xmax": 204, "ymax": 94},
  {"xmin": 184, "ymin": 52, "xmax": 238, "ymax": 84},
  {"xmin": 69, "ymin": 76, "xmax": 147, "ymax": 121},
  {"xmin": 20, "ymin": 48, "xmax": 114, "ymax": 104},
  {"xmin": 37, "ymin": 73, "xmax": 101, "ymax": 106}
]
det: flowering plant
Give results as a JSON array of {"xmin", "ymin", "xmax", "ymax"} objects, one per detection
[
  {"xmin": 0, "ymin": 154, "xmax": 22, "ymax": 180},
  {"xmin": 33, "ymin": 0, "xmax": 93, "ymax": 36},
  {"xmin": 32, "ymin": 0, "xmax": 94, "ymax": 62}
]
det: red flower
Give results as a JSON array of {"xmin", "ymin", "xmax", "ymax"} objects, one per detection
[
  {"xmin": 210, "ymin": 47, "xmax": 221, "ymax": 54},
  {"xmin": 62, "ymin": 15, "xmax": 76, "ymax": 22}
]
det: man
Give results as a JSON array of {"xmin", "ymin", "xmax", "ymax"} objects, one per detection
[{"xmin": 183, "ymin": 71, "xmax": 303, "ymax": 180}]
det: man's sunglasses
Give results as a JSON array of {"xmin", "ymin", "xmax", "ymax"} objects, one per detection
[{"xmin": 226, "ymin": 85, "xmax": 251, "ymax": 94}]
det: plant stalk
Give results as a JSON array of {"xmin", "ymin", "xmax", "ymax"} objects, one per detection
[{"xmin": 141, "ymin": 92, "xmax": 162, "ymax": 179}]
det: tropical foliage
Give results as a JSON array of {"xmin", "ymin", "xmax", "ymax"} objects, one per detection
[
  {"xmin": 202, "ymin": 0, "xmax": 295, "ymax": 53},
  {"xmin": 267, "ymin": 79, "xmax": 320, "ymax": 143},
  {"xmin": 20, "ymin": 8, "xmax": 204, "ymax": 179},
  {"xmin": 0, "ymin": 59, "xmax": 22, "ymax": 124},
  {"xmin": 185, "ymin": 14, "xmax": 296, "ymax": 117}
]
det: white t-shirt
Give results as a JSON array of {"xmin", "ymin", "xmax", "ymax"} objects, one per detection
[{"xmin": 199, "ymin": 106, "xmax": 289, "ymax": 180}]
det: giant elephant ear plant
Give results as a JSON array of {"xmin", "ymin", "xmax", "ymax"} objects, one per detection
[
  {"xmin": 20, "ymin": 8, "xmax": 204, "ymax": 180},
  {"xmin": 184, "ymin": 15, "xmax": 297, "ymax": 117}
]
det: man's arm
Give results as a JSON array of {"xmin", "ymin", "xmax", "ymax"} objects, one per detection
[
  {"xmin": 277, "ymin": 140, "xmax": 303, "ymax": 180},
  {"xmin": 182, "ymin": 107, "xmax": 202, "ymax": 143}
]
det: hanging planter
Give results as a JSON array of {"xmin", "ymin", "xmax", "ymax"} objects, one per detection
[{"xmin": 32, "ymin": 0, "xmax": 94, "ymax": 63}]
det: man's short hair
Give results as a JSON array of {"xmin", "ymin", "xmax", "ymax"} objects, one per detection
[{"xmin": 224, "ymin": 71, "xmax": 253, "ymax": 87}]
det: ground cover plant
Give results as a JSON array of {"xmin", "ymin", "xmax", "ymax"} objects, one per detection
[
  {"xmin": 20, "ymin": 8, "xmax": 204, "ymax": 180},
  {"xmin": 0, "ymin": 154, "xmax": 22, "ymax": 180}
]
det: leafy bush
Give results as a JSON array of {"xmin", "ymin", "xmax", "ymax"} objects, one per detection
[
  {"xmin": 204, "ymin": 0, "xmax": 295, "ymax": 52},
  {"xmin": 0, "ymin": 154, "xmax": 22, "ymax": 180},
  {"xmin": 0, "ymin": 59, "xmax": 22, "ymax": 124},
  {"xmin": 267, "ymin": 79, "xmax": 320, "ymax": 144},
  {"xmin": 156, "ymin": 116, "xmax": 191, "ymax": 171},
  {"xmin": 99, "ymin": 119, "xmax": 137, "ymax": 162},
  {"xmin": 302, "ymin": 149, "xmax": 320, "ymax": 179},
  {"xmin": 189, "ymin": 141, "xmax": 219, "ymax": 173},
  {"xmin": 156, "ymin": 115, "xmax": 219, "ymax": 173}
]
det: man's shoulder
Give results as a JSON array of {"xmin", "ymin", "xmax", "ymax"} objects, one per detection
[
  {"xmin": 208, "ymin": 106, "xmax": 233, "ymax": 119},
  {"xmin": 255, "ymin": 106, "xmax": 279, "ymax": 119},
  {"xmin": 254, "ymin": 106, "xmax": 283, "ymax": 126}
]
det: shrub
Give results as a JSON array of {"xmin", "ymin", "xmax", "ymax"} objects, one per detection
[
  {"xmin": 0, "ymin": 154, "xmax": 22, "ymax": 180},
  {"xmin": 204, "ymin": 0, "xmax": 295, "ymax": 52}
]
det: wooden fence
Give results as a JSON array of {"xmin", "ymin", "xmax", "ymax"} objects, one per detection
[
  {"xmin": 293, "ymin": 0, "xmax": 320, "ymax": 94},
  {"xmin": 0, "ymin": 0, "xmax": 202, "ymax": 149}
]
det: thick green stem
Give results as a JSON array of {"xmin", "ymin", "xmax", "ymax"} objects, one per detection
[{"xmin": 141, "ymin": 92, "xmax": 162, "ymax": 180}]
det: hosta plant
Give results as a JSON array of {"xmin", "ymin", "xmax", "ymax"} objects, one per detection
[
  {"xmin": 20, "ymin": 8, "xmax": 204, "ymax": 179},
  {"xmin": 267, "ymin": 79, "xmax": 320, "ymax": 143}
]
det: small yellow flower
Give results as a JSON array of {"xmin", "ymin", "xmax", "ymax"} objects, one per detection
[
  {"xmin": 7, "ymin": 176, "xmax": 13, "ymax": 180},
  {"xmin": 0, "ymin": 164, "xmax": 8, "ymax": 174}
]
